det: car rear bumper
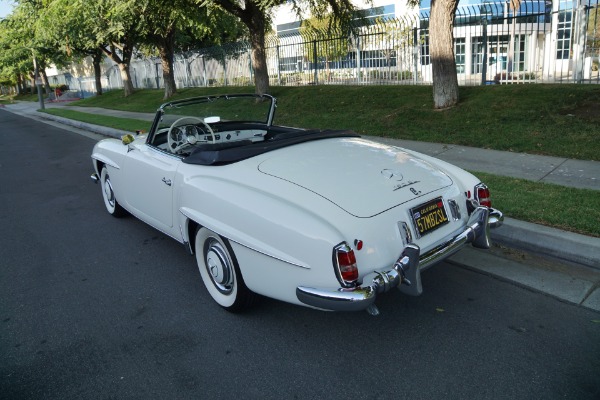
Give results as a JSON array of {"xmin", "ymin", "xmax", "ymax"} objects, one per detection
[{"xmin": 296, "ymin": 206, "xmax": 503, "ymax": 313}]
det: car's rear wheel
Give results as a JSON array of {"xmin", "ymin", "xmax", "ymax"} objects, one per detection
[
  {"xmin": 100, "ymin": 166, "xmax": 127, "ymax": 217},
  {"xmin": 195, "ymin": 227, "xmax": 255, "ymax": 312}
]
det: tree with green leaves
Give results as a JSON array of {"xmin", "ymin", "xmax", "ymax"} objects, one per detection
[
  {"xmin": 203, "ymin": 0, "xmax": 357, "ymax": 95},
  {"xmin": 137, "ymin": 0, "xmax": 245, "ymax": 99},
  {"xmin": 94, "ymin": 0, "xmax": 143, "ymax": 97},
  {"xmin": 0, "ymin": 0, "xmax": 66, "ymax": 95},
  {"xmin": 38, "ymin": 0, "xmax": 107, "ymax": 95}
]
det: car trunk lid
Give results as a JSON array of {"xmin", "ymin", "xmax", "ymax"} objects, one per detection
[{"xmin": 257, "ymin": 138, "xmax": 453, "ymax": 218}]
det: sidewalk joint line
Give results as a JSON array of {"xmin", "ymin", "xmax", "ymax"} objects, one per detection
[{"xmin": 537, "ymin": 158, "xmax": 569, "ymax": 183}]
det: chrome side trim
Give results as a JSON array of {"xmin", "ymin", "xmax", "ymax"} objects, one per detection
[
  {"xmin": 91, "ymin": 154, "xmax": 119, "ymax": 170},
  {"xmin": 178, "ymin": 207, "xmax": 309, "ymax": 269},
  {"xmin": 231, "ymin": 239, "xmax": 309, "ymax": 269}
]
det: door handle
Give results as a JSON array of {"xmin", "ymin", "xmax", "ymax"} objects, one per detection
[{"xmin": 162, "ymin": 177, "xmax": 172, "ymax": 186}]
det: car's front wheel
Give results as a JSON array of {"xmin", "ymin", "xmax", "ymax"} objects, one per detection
[
  {"xmin": 100, "ymin": 166, "xmax": 127, "ymax": 217},
  {"xmin": 195, "ymin": 228, "xmax": 255, "ymax": 312}
]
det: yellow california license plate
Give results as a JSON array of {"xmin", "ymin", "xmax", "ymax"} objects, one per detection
[{"xmin": 411, "ymin": 197, "xmax": 449, "ymax": 236}]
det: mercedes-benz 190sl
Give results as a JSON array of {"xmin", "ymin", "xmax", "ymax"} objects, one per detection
[{"xmin": 91, "ymin": 94, "xmax": 503, "ymax": 315}]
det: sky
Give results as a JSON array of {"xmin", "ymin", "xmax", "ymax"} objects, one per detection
[{"xmin": 0, "ymin": 0, "xmax": 14, "ymax": 19}]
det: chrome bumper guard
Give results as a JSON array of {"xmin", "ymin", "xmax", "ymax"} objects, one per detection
[{"xmin": 296, "ymin": 206, "xmax": 503, "ymax": 314}]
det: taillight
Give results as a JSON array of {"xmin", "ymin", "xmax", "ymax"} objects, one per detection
[
  {"xmin": 333, "ymin": 243, "xmax": 359, "ymax": 287},
  {"xmin": 475, "ymin": 183, "xmax": 492, "ymax": 208}
]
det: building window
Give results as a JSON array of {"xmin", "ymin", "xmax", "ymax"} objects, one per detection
[
  {"xmin": 455, "ymin": 38, "xmax": 466, "ymax": 73},
  {"xmin": 488, "ymin": 36, "xmax": 509, "ymax": 72},
  {"xmin": 277, "ymin": 21, "xmax": 301, "ymax": 37},
  {"xmin": 355, "ymin": 4, "xmax": 396, "ymax": 22},
  {"xmin": 471, "ymin": 37, "xmax": 484, "ymax": 73},
  {"xmin": 420, "ymin": 21, "xmax": 430, "ymax": 66},
  {"xmin": 361, "ymin": 49, "xmax": 397, "ymax": 68},
  {"xmin": 556, "ymin": 0, "xmax": 573, "ymax": 59},
  {"xmin": 279, "ymin": 56, "xmax": 303, "ymax": 72},
  {"xmin": 513, "ymin": 35, "xmax": 527, "ymax": 72}
]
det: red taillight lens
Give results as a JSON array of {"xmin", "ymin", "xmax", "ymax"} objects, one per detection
[
  {"xmin": 476, "ymin": 184, "xmax": 492, "ymax": 208},
  {"xmin": 334, "ymin": 243, "xmax": 359, "ymax": 286}
]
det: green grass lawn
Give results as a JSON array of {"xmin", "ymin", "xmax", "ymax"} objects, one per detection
[
  {"xmin": 475, "ymin": 172, "xmax": 600, "ymax": 237},
  {"xmin": 51, "ymin": 84, "xmax": 600, "ymax": 161},
  {"xmin": 43, "ymin": 109, "xmax": 151, "ymax": 132},
  {"xmin": 16, "ymin": 84, "xmax": 600, "ymax": 237}
]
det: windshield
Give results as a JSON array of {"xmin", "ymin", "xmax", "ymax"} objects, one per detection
[
  {"xmin": 143, "ymin": 92, "xmax": 358, "ymax": 164},
  {"xmin": 153, "ymin": 94, "xmax": 276, "ymax": 133}
]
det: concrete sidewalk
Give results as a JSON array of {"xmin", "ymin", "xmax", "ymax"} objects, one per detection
[{"xmin": 2, "ymin": 100, "xmax": 599, "ymax": 312}]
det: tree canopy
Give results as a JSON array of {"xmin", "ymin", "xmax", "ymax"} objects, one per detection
[
  {"xmin": 0, "ymin": 0, "xmax": 245, "ymax": 98},
  {"xmin": 1, "ymin": 0, "xmax": 464, "ymax": 107}
]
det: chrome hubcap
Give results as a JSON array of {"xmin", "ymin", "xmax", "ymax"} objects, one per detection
[
  {"xmin": 103, "ymin": 178, "xmax": 115, "ymax": 207},
  {"xmin": 205, "ymin": 239, "xmax": 234, "ymax": 294}
]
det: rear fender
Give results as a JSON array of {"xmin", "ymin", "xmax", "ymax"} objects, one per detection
[{"xmin": 178, "ymin": 174, "xmax": 347, "ymax": 292}]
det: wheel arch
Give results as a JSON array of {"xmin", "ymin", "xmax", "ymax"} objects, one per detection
[
  {"xmin": 93, "ymin": 159, "xmax": 105, "ymax": 176},
  {"xmin": 186, "ymin": 217, "xmax": 201, "ymax": 255}
]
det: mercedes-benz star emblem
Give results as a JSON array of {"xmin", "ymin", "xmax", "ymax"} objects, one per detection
[{"xmin": 381, "ymin": 169, "xmax": 404, "ymax": 181}]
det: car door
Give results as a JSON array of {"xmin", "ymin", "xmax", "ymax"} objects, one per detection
[{"xmin": 122, "ymin": 143, "xmax": 179, "ymax": 234}]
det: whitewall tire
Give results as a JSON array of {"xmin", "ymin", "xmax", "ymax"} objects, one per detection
[
  {"xmin": 100, "ymin": 166, "xmax": 127, "ymax": 218},
  {"xmin": 195, "ymin": 228, "xmax": 255, "ymax": 312}
]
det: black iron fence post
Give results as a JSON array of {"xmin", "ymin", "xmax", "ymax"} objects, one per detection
[
  {"xmin": 276, "ymin": 44, "xmax": 281, "ymax": 85},
  {"xmin": 481, "ymin": 17, "xmax": 489, "ymax": 85},
  {"xmin": 413, "ymin": 27, "xmax": 419, "ymax": 84},
  {"xmin": 313, "ymin": 40, "xmax": 318, "ymax": 84}
]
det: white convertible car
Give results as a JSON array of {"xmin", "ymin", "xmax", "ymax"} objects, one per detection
[{"xmin": 91, "ymin": 94, "xmax": 503, "ymax": 315}]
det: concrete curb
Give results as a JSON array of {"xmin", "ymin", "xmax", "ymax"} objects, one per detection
[
  {"xmin": 33, "ymin": 111, "xmax": 127, "ymax": 139},
  {"xmin": 449, "ymin": 247, "xmax": 600, "ymax": 312},
  {"xmin": 492, "ymin": 218, "xmax": 600, "ymax": 270}
]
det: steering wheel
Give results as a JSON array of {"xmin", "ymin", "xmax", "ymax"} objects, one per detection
[{"xmin": 167, "ymin": 117, "xmax": 215, "ymax": 154}]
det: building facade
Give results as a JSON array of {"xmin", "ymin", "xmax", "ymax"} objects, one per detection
[
  {"xmin": 270, "ymin": 0, "xmax": 599, "ymax": 85},
  {"xmin": 43, "ymin": 0, "xmax": 599, "ymax": 96}
]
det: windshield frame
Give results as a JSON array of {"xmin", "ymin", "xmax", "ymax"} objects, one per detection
[{"xmin": 147, "ymin": 94, "xmax": 277, "ymax": 147}]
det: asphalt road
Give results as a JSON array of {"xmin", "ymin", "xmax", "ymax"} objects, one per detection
[{"xmin": 1, "ymin": 110, "xmax": 599, "ymax": 400}]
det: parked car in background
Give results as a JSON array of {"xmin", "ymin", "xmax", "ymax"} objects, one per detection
[{"xmin": 91, "ymin": 94, "xmax": 503, "ymax": 315}]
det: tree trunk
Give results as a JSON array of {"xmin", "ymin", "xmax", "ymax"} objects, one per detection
[
  {"xmin": 16, "ymin": 74, "xmax": 23, "ymax": 95},
  {"xmin": 102, "ymin": 43, "xmax": 135, "ymax": 97},
  {"xmin": 41, "ymin": 68, "xmax": 52, "ymax": 95},
  {"xmin": 430, "ymin": 0, "xmax": 459, "ymax": 109},
  {"xmin": 29, "ymin": 72, "xmax": 35, "ymax": 95},
  {"xmin": 159, "ymin": 30, "xmax": 177, "ymax": 100},
  {"xmin": 118, "ymin": 63, "xmax": 135, "ymax": 96},
  {"xmin": 92, "ymin": 50, "xmax": 103, "ymax": 95},
  {"xmin": 217, "ymin": 0, "xmax": 270, "ymax": 95},
  {"xmin": 248, "ymin": 28, "xmax": 269, "ymax": 95}
]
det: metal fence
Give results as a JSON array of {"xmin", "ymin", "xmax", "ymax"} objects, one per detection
[{"xmin": 46, "ymin": 0, "xmax": 599, "ymax": 96}]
